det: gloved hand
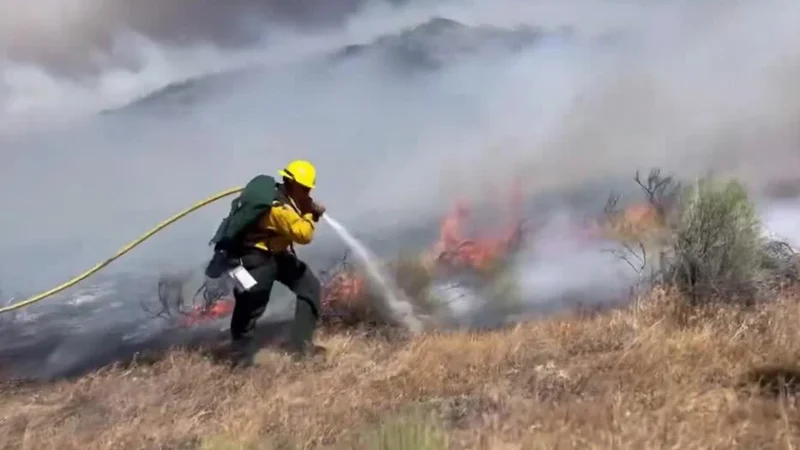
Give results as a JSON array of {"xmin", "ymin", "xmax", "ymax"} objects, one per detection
[
  {"xmin": 292, "ymin": 196, "xmax": 313, "ymax": 214},
  {"xmin": 205, "ymin": 250, "xmax": 233, "ymax": 279},
  {"xmin": 310, "ymin": 200, "xmax": 326, "ymax": 221}
]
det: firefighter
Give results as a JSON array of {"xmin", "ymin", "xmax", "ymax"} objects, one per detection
[{"xmin": 227, "ymin": 160, "xmax": 326, "ymax": 366}]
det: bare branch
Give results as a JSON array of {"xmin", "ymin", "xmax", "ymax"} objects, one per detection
[{"xmin": 633, "ymin": 168, "xmax": 682, "ymax": 221}]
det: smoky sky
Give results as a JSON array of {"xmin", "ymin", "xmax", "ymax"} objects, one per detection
[
  {"xmin": 2, "ymin": 0, "xmax": 800, "ymax": 380},
  {"xmin": 2, "ymin": 0, "xmax": 800, "ymax": 293},
  {"xmin": 0, "ymin": 0, "xmax": 415, "ymax": 76}
]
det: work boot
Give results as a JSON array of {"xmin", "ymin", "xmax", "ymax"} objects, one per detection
[{"xmin": 228, "ymin": 337, "xmax": 257, "ymax": 369}]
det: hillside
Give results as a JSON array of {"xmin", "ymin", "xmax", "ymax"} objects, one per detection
[
  {"xmin": 102, "ymin": 17, "xmax": 574, "ymax": 116},
  {"xmin": 2, "ymin": 289, "xmax": 800, "ymax": 450},
  {"xmin": 3, "ymin": 171, "xmax": 800, "ymax": 449}
]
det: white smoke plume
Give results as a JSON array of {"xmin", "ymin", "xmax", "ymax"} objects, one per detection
[{"xmin": 1, "ymin": 0, "xmax": 799, "ymax": 378}]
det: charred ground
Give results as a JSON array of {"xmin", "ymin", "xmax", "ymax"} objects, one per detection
[{"xmin": 3, "ymin": 171, "xmax": 800, "ymax": 449}]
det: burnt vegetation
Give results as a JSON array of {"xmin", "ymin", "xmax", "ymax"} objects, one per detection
[{"xmin": 4, "ymin": 169, "xmax": 800, "ymax": 449}]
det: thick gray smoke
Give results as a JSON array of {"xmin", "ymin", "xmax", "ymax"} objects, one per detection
[
  {"xmin": 0, "ymin": 0, "xmax": 416, "ymax": 76},
  {"xmin": 1, "ymin": 0, "xmax": 800, "ymax": 379}
]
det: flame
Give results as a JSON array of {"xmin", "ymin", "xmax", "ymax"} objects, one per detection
[
  {"xmin": 177, "ymin": 298, "xmax": 235, "ymax": 327},
  {"xmin": 429, "ymin": 181, "xmax": 522, "ymax": 272},
  {"xmin": 321, "ymin": 269, "xmax": 366, "ymax": 312},
  {"xmin": 321, "ymin": 181, "xmax": 524, "ymax": 318},
  {"xmin": 179, "ymin": 182, "xmax": 526, "ymax": 327},
  {"xmin": 586, "ymin": 202, "xmax": 666, "ymax": 241},
  {"xmin": 175, "ymin": 190, "xmax": 668, "ymax": 327}
]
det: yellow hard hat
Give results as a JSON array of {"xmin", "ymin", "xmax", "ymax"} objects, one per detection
[{"xmin": 279, "ymin": 159, "xmax": 316, "ymax": 189}]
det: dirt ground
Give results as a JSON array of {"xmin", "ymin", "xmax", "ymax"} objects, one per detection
[{"xmin": 2, "ymin": 288, "xmax": 800, "ymax": 450}]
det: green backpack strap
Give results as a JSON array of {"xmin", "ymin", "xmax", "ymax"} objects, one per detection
[
  {"xmin": 208, "ymin": 174, "xmax": 278, "ymax": 256},
  {"xmin": 208, "ymin": 197, "xmax": 240, "ymax": 247}
]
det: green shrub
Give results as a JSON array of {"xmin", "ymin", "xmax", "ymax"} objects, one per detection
[
  {"xmin": 615, "ymin": 170, "xmax": 800, "ymax": 306},
  {"xmin": 665, "ymin": 177, "xmax": 764, "ymax": 304}
]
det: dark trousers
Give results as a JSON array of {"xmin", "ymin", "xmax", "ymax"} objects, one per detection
[{"xmin": 229, "ymin": 250, "xmax": 321, "ymax": 355}]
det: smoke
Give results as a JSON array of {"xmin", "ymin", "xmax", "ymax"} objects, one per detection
[
  {"xmin": 0, "ymin": 0, "xmax": 417, "ymax": 76},
  {"xmin": 1, "ymin": 0, "xmax": 800, "ymax": 378}
]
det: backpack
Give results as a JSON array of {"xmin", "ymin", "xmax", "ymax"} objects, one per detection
[{"xmin": 204, "ymin": 174, "xmax": 278, "ymax": 278}]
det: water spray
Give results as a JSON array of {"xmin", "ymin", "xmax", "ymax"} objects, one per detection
[{"xmin": 322, "ymin": 215, "xmax": 423, "ymax": 333}]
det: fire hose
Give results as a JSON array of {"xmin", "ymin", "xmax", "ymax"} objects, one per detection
[
  {"xmin": 0, "ymin": 187, "xmax": 245, "ymax": 315},
  {"xmin": 1, "ymin": 181, "xmax": 525, "ymax": 318}
]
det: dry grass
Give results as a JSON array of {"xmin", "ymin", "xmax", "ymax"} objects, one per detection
[{"xmin": 3, "ymin": 288, "xmax": 800, "ymax": 450}]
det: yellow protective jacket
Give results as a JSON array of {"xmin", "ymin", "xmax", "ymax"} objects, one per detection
[{"xmin": 248, "ymin": 196, "xmax": 317, "ymax": 253}]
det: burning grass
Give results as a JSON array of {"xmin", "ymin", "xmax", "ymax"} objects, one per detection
[
  {"xmin": 4, "ymin": 170, "xmax": 800, "ymax": 449},
  {"xmin": 3, "ymin": 289, "xmax": 800, "ymax": 449},
  {"xmin": 147, "ymin": 180, "xmax": 526, "ymax": 329}
]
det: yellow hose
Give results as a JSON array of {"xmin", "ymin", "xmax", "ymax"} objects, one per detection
[{"xmin": 0, "ymin": 186, "xmax": 244, "ymax": 314}]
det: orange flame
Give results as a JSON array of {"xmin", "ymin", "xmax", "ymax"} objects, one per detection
[
  {"xmin": 178, "ymin": 298, "xmax": 235, "ymax": 327},
  {"xmin": 585, "ymin": 202, "xmax": 665, "ymax": 240},
  {"xmin": 321, "ymin": 181, "xmax": 524, "ymax": 316},
  {"xmin": 429, "ymin": 180, "xmax": 522, "ymax": 272},
  {"xmin": 321, "ymin": 269, "xmax": 366, "ymax": 312},
  {"xmin": 180, "ymin": 183, "xmax": 526, "ymax": 326}
]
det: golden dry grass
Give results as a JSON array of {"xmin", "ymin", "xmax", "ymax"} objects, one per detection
[{"xmin": 3, "ymin": 288, "xmax": 800, "ymax": 450}]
